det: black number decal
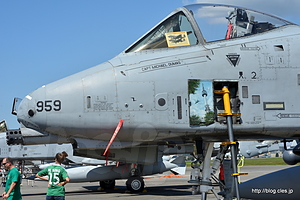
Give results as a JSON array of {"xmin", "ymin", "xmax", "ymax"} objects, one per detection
[
  {"xmin": 36, "ymin": 100, "xmax": 61, "ymax": 112},
  {"xmin": 53, "ymin": 100, "xmax": 61, "ymax": 111},
  {"xmin": 37, "ymin": 101, "xmax": 43, "ymax": 112},
  {"xmin": 45, "ymin": 100, "xmax": 52, "ymax": 111},
  {"xmin": 251, "ymin": 71, "xmax": 257, "ymax": 79}
]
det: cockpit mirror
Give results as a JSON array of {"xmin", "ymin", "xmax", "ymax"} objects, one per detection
[{"xmin": 12, "ymin": 97, "xmax": 22, "ymax": 115}]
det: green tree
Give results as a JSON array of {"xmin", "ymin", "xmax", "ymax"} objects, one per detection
[
  {"xmin": 190, "ymin": 115, "xmax": 201, "ymax": 126},
  {"xmin": 188, "ymin": 79, "xmax": 200, "ymax": 94},
  {"xmin": 204, "ymin": 111, "xmax": 215, "ymax": 125}
]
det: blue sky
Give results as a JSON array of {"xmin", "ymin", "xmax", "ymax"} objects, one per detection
[{"xmin": 1, "ymin": 0, "xmax": 300, "ymax": 129}]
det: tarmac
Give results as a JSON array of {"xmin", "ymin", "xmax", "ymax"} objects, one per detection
[{"xmin": 10, "ymin": 165, "xmax": 292, "ymax": 200}]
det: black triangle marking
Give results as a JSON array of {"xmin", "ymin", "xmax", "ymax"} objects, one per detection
[{"xmin": 226, "ymin": 54, "xmax": 240, "ymax": 67}]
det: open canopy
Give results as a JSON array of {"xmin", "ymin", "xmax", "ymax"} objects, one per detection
[{"xmin": 126, "ymin": 4, "xmax": 294, "ymax": 53}]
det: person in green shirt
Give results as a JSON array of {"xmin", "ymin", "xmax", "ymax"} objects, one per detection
[
  {"xmin": 1, "ymin": 157, "xmax": 22, "ymax": 200},
  {"xmin": 36, "ymin": 152, "xmax": 70, "ymax": 200}
]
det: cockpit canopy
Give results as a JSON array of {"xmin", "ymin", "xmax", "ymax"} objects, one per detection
[
  {"xmin": 126, "ymin": 4, "xmax": 294, "ymax": 53},
  {"xmin": 189, "ymin": 4, "xmax": 293, "ymax": 42}
]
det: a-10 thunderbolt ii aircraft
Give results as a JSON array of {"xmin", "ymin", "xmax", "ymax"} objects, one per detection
[{"xmin": 8, "ymin": 3, "xmax": 300, "ymax": 199}]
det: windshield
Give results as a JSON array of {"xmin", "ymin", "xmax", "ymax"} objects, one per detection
[
  {"xmin": 126, "ymin": 11, "xmax": 198, "ymax": 53},
  {"xmin": 185, "ymin": 4, "xmax": 294, "ymax": 42}
]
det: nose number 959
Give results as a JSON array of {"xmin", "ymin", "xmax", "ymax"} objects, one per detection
[{"xmin": 36, "ymin": 100, "xmax": 61, "ymax": 112}]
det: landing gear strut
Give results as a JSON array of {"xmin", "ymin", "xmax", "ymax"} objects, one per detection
[{"xmin": 190, "ymin": 142, "xmax": 229, "ymax": 199}]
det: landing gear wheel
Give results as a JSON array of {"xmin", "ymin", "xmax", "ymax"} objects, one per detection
[
  {"xmin": 126, "ymin": 177, "xmax": 144, "ymax": 193},
  {"xmin": 99, "ymin": 180, "xmax": 115, "ymax": 189}
]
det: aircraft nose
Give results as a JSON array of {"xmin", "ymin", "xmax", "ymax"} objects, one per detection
[
  {"xmin": 17, "ymin": 87, "xmax": 45, "ymax": 129},
  {"xmin": 17, "ymin": 96, "xmax": 35, "ymax": 128}
]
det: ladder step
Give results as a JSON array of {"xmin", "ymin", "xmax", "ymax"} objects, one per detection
[
  {"xmin": 231, "ymin": 173, "xmax": 248, "ymax": 176},
  {"xmin": 217, "ymin": 113, "xmax": 241, "ymax": 116},
  {"xmin": 221, "ymin": 142, "xmax": 237, "ymax": 145}
]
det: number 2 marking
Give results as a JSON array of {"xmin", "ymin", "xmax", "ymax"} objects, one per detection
[{"xmin": 251, "ymin": 71, "xmax": 257, "ymax": 79}]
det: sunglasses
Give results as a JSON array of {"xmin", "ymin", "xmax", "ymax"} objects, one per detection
[{"xmin": 2, "ymin": 163, "xmax": 6, "ymax": 165}]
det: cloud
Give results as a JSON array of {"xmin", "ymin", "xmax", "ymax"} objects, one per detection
[{"xmin": 185, "ymin": 0, "xmax": 300, "ymax": 23}]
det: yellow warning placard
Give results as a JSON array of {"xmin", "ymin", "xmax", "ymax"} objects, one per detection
[{"xmin": 165, "ymin": 31, "xmax": 190, "ymax": 47}]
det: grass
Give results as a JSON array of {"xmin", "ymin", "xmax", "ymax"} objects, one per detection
[
  {"xmin": 186, "ymin": 157, "xmax": 289, "ymax": 167},
  {"xmin": 242, "ymin": 157, "xmax": 287, "ymax": 165}
]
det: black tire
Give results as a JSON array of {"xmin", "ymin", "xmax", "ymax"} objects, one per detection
[
  {"xmin": 99, "ymin": 180, "xmax": 115, "ymax": 189},
  {"xmin": 126, "ymin": 177, "xmax": 144, "ymax": 193}
]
